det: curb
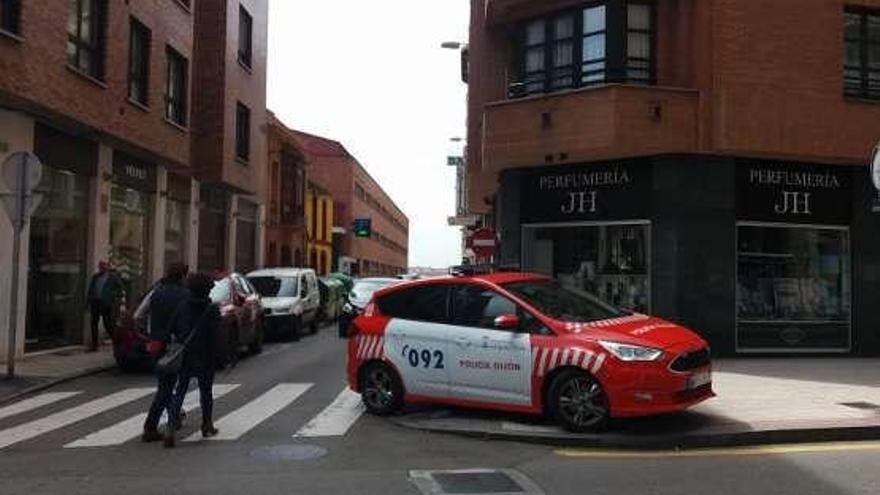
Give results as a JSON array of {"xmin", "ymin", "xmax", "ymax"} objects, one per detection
[
  {"xmin": 390, "ymin": 417, "xmax": 880, "ymax": 450},
  {"xmin": 0, "ymin": 363, "xmax": 116, "ymax": 407}
]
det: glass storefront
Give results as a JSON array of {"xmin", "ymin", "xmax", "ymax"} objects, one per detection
[
  {"xmin": 522, "ymin": 222, "xmax": 650, "ymax": 312},
  {"xmin": 736, "ymin": 224, "xmax": 851, "ymax": 351},
  {"xmin": 198, "ymin": 185, "xmax": 228, "ymax": 272},
  {"xmin": 235, "ymin": 199, "xmax": 258, "ymax": 273},
  {"xmin": 110, "ymin": 185, "xmax": 151, "ymax": 301},
  {"xmin": 26, "ymin": 167, "xmax": 89, "ymax": 351},
  {"xmin": 164, "ymin": 199, "xmax": 186, "ymax": 268}
]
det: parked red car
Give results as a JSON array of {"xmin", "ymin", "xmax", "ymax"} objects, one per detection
[{"xmin": 112, "ymin": 272, "xmax": 264, "ymax": 370}]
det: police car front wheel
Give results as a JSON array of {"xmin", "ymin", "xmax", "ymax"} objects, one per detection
[
  {"xmin": 359, "ymin": 362, "xmax": 404, "ymax": 416},
  {"xmin": 548, "ymin": 370, "xmax": 610, "ymax": 432}
]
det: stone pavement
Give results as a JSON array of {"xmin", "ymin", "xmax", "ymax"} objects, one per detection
[
  {"xmin": 391, "ymin": 358, "xmax": 880, "ymax": 449},
  {"xmin": 0, "ymin": 346, "xmax": 115, "ymax": 403}
]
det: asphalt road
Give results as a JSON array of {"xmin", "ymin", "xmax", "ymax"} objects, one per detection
[{"xmin": 0, "ymin": 326, "xmax": 878, "ymax": 495}]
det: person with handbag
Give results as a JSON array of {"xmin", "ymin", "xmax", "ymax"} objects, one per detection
[
  {"xmin": 140, "ymin": 263, "xmax": 190, "ymax": 443},
  {"xmin": 163, "ymin": 272, "xmax": 221, "ymax": 448}
]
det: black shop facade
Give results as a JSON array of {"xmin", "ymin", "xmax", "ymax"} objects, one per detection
[{"xmin": 496, "ymin": 155, "xmax": 880, "ymax": 357}]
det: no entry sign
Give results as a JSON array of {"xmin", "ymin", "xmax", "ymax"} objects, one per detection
[{"xmin": 469, "ymin": 228, "xmax": 498, "ymax": 257}]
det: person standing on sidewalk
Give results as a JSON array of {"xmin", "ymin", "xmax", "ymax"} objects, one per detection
[
  {"xmin": 164, "ymin": 272, "xmax": 221, "ymax": 448},
  {"xmin": 85, "ymin": 261, "xmax": 125, "ymax": 352},
  {"xmin": 141, "ymin": 263, "xmax": 190, "ymax": 443}
]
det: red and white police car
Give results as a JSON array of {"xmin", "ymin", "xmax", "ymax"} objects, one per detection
[{"xmin": 346, "ymin": 271, "xmax": 714, "ymax": 432}]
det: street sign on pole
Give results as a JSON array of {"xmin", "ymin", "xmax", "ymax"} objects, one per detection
[
  {"xmin": 1, "ymin": 152, "xmax": 43, "ymax": 380},
  {"xmin": 469, "ymin": 228, "xmax": 498, "ymax": 258}
]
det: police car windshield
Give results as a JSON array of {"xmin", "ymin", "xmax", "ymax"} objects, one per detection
[
  {"xmin": 503, "ymin": 279, "xmax": 626, "ymax": 323},
  {"xmin": 249, "ymin": 276, "xmax": 298, "ymax": 298}
]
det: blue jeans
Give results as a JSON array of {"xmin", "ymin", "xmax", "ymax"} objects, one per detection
[{"xmin": 169, "ymin": 367, "xmax": 214, "ymax": 428}]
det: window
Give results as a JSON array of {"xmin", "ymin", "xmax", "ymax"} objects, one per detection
[
  {"xmin": 451, "ymin": 285, "xmax": 518, "ymax": 329},
  {"xmin": 236, "ymin": 102, "xmax": 251, "ymax": 161},
  {"xmin": 238, "ymin": 5, "xmax": 253, "ymax": 69},
  {"xmin": 377, "ymin": 286, "xmax": 450, "ymax": 323},
  {"xmin": 165, "ymin": 47, "xmax": 188, "ymax": 125},
  {"xmin": 128, "ymin": 18, "xmax": 151, "ymax": 105},
  {"xmin": 844, "ymin": 8, "xmax": 880, "ymax": 99},
  {"xmin": 516, "ymin": 1, "xmax": 654, "ymax": 97},
  {"xmin": 67, "ymin": 0, "xmax": 107, "ymax": 80},
  {"xmin": 1, "ymin": 0, "xmax": 21, "ymax": 35}
]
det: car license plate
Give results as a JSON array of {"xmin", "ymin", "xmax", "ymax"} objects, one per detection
[{"xmin": 687, "ymin": 370, "xmax": 711, "ymax": 390}]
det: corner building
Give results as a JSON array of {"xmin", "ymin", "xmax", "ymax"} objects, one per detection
[{"xmin": 468, "ymin": 0, "xmax": 880, "ymax": 355}]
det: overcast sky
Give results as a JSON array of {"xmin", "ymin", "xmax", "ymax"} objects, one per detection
[{"xmin": 267, "ymin": 0, "xmax": 470, "ymax": 269}]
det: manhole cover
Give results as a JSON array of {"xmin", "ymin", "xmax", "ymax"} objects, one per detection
[
  {"xmin": 840, "ymin": 402, "xmax": 880, "ymax": 410},
  {"xmin": 409, "ymin": 469, "xmax": 544, "ymax": 495},
  {"xmin": 249, "ymin": 444, "xmax": 327, "ymax": 463}
]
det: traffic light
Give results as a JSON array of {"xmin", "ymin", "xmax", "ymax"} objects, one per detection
[{"xmin": 353, "ymin": 218, "xmax": 372, "ymax": 238}]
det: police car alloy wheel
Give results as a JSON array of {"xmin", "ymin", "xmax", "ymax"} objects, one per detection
[
  {"xmin": 359, "ymin": 362, "xmax": 404, "ymax": 416},
  {"xmin": 548, "ymin": 370, "xmax": 610, "ymax": 432}
]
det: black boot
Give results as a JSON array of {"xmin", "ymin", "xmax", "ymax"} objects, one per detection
[
  {"xmin": 201, "ymin": 423, "xmax": 219, "ymax": 438},
  {"xmin": 141, "ymin": 429, "xmax": 161, "ymax": 443}
]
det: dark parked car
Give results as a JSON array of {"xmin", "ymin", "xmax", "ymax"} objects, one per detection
[{"xmin": 111, "ymin": 272, "xmax": 263, "ymax": 371}]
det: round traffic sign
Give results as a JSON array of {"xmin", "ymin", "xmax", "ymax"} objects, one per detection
[
  {"xmin": 1, "ymin": 152, "xmax": 43, "ymax": 193},
  {"xmin": 470, "ymin": 228, "xmax": 498, "ymax": 257}
]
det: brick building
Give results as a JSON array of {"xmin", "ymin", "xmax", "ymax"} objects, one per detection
[
  {"xmin": 467, "ymin": 0, "xmax": 880, "ymax": 355},
  {"xmin": 0, "ymin": 0, "xmax": 267, "ymax": 357},
  {"xmin": 265, "ymin": 111, "xmax": 307, "ymax": 268},
  {"xmin": 290, "ymin": 130, "xmax": 409, "ymax": 277}
]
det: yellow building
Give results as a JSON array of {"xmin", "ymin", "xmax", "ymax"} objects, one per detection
[{"xmin": 305, "ymin": 182, "xmax": 334, "ymax": 275}]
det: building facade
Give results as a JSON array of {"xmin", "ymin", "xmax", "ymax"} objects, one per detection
[
  {"xmin": 191, "ymin": 0, "xmax": 268, "ymax": 275},
  {"xmin": 265, "ymin": 111, "xmax": 306, "ymax": 268},
  {"xmin": 305, "ymin": 181, "xmax": 334, "ymax": 275},
  {"xmin": 467, "ymin": 0, "xmax": 880, "ymax": 356},
  {"xmin": 291, "ymin": 130, "xmax": 410, "ymax": 277},
  {"xmin": 0, "ymin": 0, "xmax": 268, "ymax": 359}
]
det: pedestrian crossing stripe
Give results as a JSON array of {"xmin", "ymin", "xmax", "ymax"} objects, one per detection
[
  {"xmin": 185, "ymin": 383, "xmax": 313, "ymax": 442},
  {"xmin": 0, "ymin": 391, "xmax": 82, "ymax": 422},
  {"xmin": 64, "ymin": 384, "xmax": 240, "ymax": 448},
  {"xmin": 295, "ymin": 388, "xmax": 365, "ymax": 438},
  {"xmin": 0, "ymin": 383, "xmax": 371, "ymax": 450},
  {"xmin": 0, "ymin": 388, "xmax": 154, "ymax": 450}
]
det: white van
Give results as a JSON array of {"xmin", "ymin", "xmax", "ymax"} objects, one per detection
[{"xmin": 246, "ymin": 268, "xmax": 321, "ymax": 341}]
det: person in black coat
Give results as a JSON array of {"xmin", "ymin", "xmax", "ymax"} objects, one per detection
[
  {"xmin": 164, "ymin": 272, "xmax": 221, "ymax": 448},
  {"xmin": 85, "ymin": 261, "xmax": 125, "ymax": 351},
  {"xmin": 141, "ymin": 263, "xmax": 190, "ymax": 442}
]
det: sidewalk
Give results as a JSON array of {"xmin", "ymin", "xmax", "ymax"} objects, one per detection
[
  {"xmin": 0, "ymin": 346, "xmax": 116, "ymax": 403},
  {"xmin": 391, "ymin": 358, "xmax": 880, "ymax": 449}
]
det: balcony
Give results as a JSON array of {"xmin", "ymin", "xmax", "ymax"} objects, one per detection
[{"xmin": 481, "ymin": 84, "xmax": 702, "ymax": 173}]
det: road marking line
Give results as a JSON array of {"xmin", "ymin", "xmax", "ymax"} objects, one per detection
[
  {"xmin": 556, "ymin": 441, "xmax": 880, "ymax": 459},
  {"xmin": 64, "ymin": 384, "xmax": 239, "ymax": 448},
  {"xmin": 0, "ymin": 388, "xmax": 154, "ymax": 449},
  {"xmin": 0, "ymin": 392, "xmax": 82, "ymax": 422},
  {"xmin": 186, "ymin": 383, "xmax": 312, "ymax": 442},
  {"xmin": 294, "ymin": 387, "xmax": 365, "ymax": 438}
]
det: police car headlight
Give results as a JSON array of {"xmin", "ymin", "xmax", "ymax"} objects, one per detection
[{"xmin": 599, "ymin": 341, "xmax": 664, "ymax": 362}]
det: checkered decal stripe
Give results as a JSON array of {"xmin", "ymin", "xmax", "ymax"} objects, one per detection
[
  {"xmin": 564, "ymin": 313, "xmax": 651, "ymax": 332},
  {"xmin": 532, "ymin": 346, "xmax": 606, "ymax": 377},
  {"xmin": 355, "ymin": 335, "xmax": 385, "ymax": 360}
]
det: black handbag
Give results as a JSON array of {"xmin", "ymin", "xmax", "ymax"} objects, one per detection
[{"xmin": 155, "ymin": 305, "xmax": 208, "ymax": 375}]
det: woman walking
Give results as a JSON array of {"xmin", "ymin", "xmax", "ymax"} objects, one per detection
[{"xmin": 164, "ymin": 272, "xmax": 221, "ymax": 448}]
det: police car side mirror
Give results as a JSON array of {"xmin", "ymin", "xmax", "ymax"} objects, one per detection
[{"xmin": 494, "ymin": 314, "xmax": 521, "ymax": 331}]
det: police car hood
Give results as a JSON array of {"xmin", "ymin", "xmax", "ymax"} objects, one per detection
[{"xmin": 560, "ymin": 315, "xmax": 706, "ymax": 350}]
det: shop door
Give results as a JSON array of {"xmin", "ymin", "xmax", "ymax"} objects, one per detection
[
  {"xmin": 26, "ymin": 168, "xmax": 89, "ymax": 351},
  {"xmin": 110, "ymin": 186, "xmax": 150, "ymax": 301}
]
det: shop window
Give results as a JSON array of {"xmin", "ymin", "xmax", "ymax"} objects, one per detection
[
  {"xmin": 128, "ymin": 18, "xmax": 151, "ymax": 105},
  {"xmin": 736, "ymin": 225, "xmax": 851, "ymax": 351},
  {"xmin": 110, "ymin": 186, "xmax": 151, "ymax": 301},
  {"xmin": 238, "ymin": 5, "xmax": 253, "ymax": 69},
  {"xmin": 1, "ymin": 0, "xmax": 21, "ymax": 35},
  {"xmin": 514, "ymin": 1, "xmax": 654, "ymax": 97},
  {"xmin": 164, "ymin": 199, "xmax": 186, "ymax": 268},
  {"xmin": 67, "ymin": 0, "xmax": 107, "ymax": 80},
  {"xmin": 844, "ymin": 8, "xmax": 880, "ymax": 99},
  {"xmin": 165, "ymin": 47, "xmax": 188, "ymax": 125},
  {"xmin": 236, "ymin": 102, "xmax": 251, "ymax": 161},
  {"xmin": 522, "ymin": 223, "xmax": 650, "ymax": 312}
]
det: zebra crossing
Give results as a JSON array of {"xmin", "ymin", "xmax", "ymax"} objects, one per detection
[{"xmin": 0, "ymin": 382, "xmax": 367, "ymax": 451}]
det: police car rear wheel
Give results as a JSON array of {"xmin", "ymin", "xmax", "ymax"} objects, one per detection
[
  {"xmin": 549, "ymin": 370, "xmax": 609, "ymax": 432},
  {"xmin": 360, "ymin": 362, "xmax": 403, "ymax": 416}
]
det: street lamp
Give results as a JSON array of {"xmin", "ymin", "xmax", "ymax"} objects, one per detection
[{"xmin": 441, "ymin": 41, "xmax": 465, "ymax": 50}]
